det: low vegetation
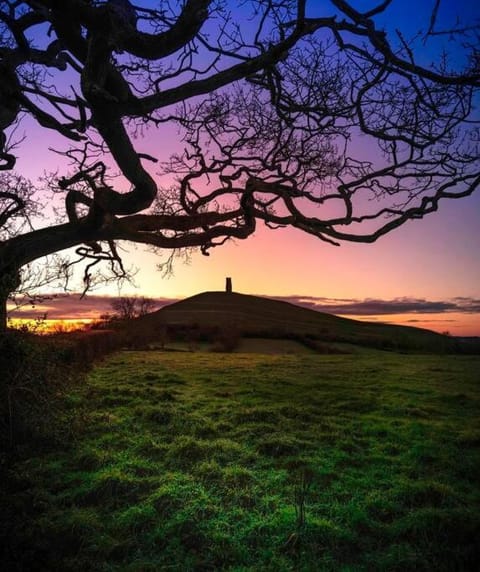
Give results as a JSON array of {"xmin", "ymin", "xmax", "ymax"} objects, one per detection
[
  {"xmin": 2, "ymin": 349, "xmax": 479, "ymax": 571},
  {"xmin": 0, "ymin": 329, "xmax": 123, "ymax": 454}
]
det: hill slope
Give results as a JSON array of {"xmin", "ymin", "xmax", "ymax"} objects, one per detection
[{"xmin": 136, "ymin": 291, "xmax": 453, "ymax": 352}]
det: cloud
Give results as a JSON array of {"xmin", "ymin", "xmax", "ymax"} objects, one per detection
[
  {"xmin": 405, "ymin": 318, "xmax": 457, "ymax": 324},
  {"xmin": 452, "ymin": 297, "xmax": 480, "ymax": 313},
  {"xmin": 7, "ymin": 294, "xmax": 177, "ymax": 320},
  {"xmin": 267, "ymin": 295, "xmax": 480, "ymax": 316}
]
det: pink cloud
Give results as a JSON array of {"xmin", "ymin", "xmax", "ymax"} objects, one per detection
[{"xmin": 7, "ymin": 294, "xmax": 177, "ymax": 320}]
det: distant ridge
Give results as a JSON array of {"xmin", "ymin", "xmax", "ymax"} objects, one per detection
[{"xmin": 135, "ymin": 291, "xmax": 455, "ymax": 352}]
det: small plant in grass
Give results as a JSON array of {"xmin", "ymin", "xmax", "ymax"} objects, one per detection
[
  {"xmin": 282, "ymin": 467, "xmax": 315, "ymax": 552},
  {"xmin": 293, "ymin": 467, "xmax": 315, "ymax": 529}
]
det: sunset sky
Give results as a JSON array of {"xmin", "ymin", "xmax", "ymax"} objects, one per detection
[{"xmin": 7, "ymin": 0, "xmax": 480, "ymax": 336}]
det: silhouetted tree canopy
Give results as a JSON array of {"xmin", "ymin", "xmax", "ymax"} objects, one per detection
[
  {"xmin": 110, "ymin": 295, "xmax": 155, "ymax": 320},
  {"xmin": 0, "ymin": 0, "xmax": 479, "ymax": 328}
]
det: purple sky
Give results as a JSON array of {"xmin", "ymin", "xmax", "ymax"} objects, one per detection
[{"xmin": 6, "ymin": 1, "xmax": 480, "ymax": 336}]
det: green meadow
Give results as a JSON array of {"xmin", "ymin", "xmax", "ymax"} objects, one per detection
[{"xmin": 3, "ymin": 350, "xmax": 480, "ymax": 571}]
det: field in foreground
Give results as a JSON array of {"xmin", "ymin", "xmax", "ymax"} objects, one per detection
[{"xmin": 3, "ymin": 351, "xmax": 480, "ymax": 571}]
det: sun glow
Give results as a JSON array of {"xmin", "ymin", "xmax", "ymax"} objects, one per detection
[{"xmin": 8, "ymin": 318, "xmax": 93, "ymax": 334}]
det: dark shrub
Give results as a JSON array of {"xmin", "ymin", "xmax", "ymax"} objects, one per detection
[
  {"xmin": 0, "ymin": 331, "xmax": 73, "ymax": 452},
  {"xmin": 1, "ymin": 329, "xmax": 123, "ymax": 454},
  {"xmin": 211, "ymin": 327, "xmax": 240, "ymax": 353}
]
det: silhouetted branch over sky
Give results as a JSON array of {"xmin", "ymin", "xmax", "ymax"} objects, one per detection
[{"xmin": 1, "ymin": 0, "xmax": 479, "ymax": 331}]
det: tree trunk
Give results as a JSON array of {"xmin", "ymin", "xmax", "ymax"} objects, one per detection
[
  {"xmin": 0, "ymin": 292, "xmax": 7, "ymax": 332},
  {"xmin": 0, "ymin": 266, "xmax": 20, "ymax": 333}
]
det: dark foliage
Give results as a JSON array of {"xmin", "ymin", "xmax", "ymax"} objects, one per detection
[{"xmin": 0, "ymin": 329, "xmax": 122, "ymax": 455}]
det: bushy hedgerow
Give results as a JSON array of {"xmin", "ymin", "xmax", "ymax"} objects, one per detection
[
  {"xmin": 0, "ymin": 329, "xmax": 123, "ymax": 455},
  {"xmin": 1, "ymin": 331, "xmax": 69, "ymax": 454}
]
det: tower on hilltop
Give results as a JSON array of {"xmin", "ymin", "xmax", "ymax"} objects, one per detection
[{"xmin": 225, "ymin": 277, "xmax": 232, "ymax": 293}]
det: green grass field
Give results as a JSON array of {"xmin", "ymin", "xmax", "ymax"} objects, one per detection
[{"xmin": 4, "ymin": 350, "xmax": 480, "ymax": 571}]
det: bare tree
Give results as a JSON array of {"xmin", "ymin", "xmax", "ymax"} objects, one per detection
[
  {"xmin": 0, "ymin": 0, "xmax": 479, "ymax": 330},
  {"xmin": 110, "ymin": 296, "xmax": 138, "ymax": 321},
  {"xmin": 110, "ymin": 295, "xmax": 155, "ymax": 320},
  {"xmin": 137, "ymin": 296, "xmax": 156, "ymax": 317}
]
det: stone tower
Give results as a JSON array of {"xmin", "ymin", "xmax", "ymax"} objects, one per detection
[{"xmin": 225, "ymin": 277, "xmax": 232, "ymax": 293}]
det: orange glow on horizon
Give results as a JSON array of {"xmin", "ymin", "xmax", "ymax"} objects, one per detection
[{"xmin": 8, "ymin": 318, "xmax": 93, "ymax": 334}]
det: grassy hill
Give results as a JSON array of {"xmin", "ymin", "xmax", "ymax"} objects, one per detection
[{"xmin": 135, "ymin": 291, "xmax": 455, "ymax": 353}]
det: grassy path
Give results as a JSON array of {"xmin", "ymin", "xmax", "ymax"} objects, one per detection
[{"xmin": 4, "ymin": 351, "xmax": 480, "ymax": 571}]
